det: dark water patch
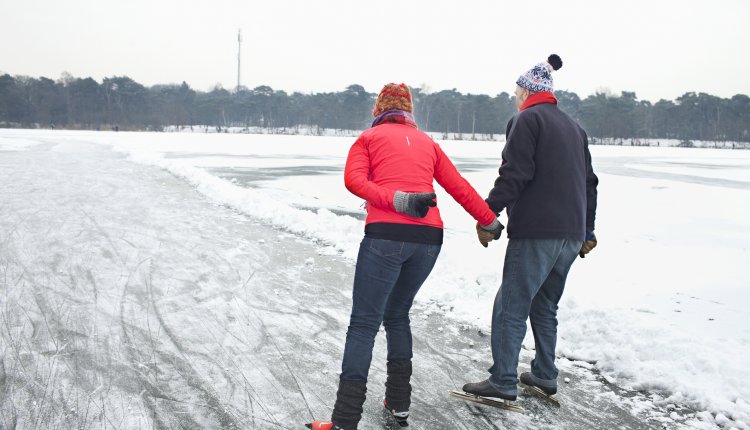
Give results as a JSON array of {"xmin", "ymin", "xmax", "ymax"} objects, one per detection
[
  {"xmin": 165, "ymin": 152, "xmax": 338, "ymax": 161},
  {"xmin": 595, "ymin": 157, "xmax": 750, "ymax": 190},
  {"xmin": 292, "ymin": 204, "xmax": 366, "ymax": 221},
  {"xmin": 207, "ymin": 165, "xmax": 343, "ymax": 186}
]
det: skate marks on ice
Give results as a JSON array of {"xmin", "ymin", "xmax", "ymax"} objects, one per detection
[{"xmin": 0, "ymin": 142, "xmax": 326, "ymax": 428}]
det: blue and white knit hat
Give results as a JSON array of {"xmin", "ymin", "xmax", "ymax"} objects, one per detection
[{"xmin": 516, "ymin": 54, "xmax": 563, "ymax": 93}]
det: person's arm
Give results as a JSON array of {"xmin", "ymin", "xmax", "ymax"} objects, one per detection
[
  {"xmin": 433, "ymin": 143, "xmax": 497, "ymax": 227},
  {"xmin": 579, "ymin": 129, "xmax": 599, "ymax": 257},
  {"xmin": 583, "ymin": 130, "xmax": 598, "ymax": 233},
  {"xmin": 343, "ymin": 135, "xmax": 396, "ymax": 210},
  {"xmin": 485, "ymin": 114, "xmax": 538, "ymax": 213}
]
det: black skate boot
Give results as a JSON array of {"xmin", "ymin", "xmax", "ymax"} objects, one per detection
[
  {"xmin": 383, "ymin": 399, "xmax": 409, "ymax": 428},
  {"xmin": 519, "ymin": 372, "xmax": 557, "ymax": 395},
  {"xmin": 450, "ymin": 379, "xmax": 524, "ymax": 413},
  {"xmin": 461, "ymin": 379, "xmax": 517, "ymax": 401},
  {"xmin": 519, "ymin": 372, "xmax": 560, "ymax": 407}
]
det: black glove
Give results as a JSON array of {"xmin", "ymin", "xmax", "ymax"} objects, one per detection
[{"xmin": 394, "ymin": 191, "xmax": 437, "ymax": 218}]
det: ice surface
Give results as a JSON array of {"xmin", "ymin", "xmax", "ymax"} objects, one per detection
[
  {"xmin": 1, "ymin": 129, "xmax": 748, "ymax": 429},
  {"xmin": 626, "ymin": 162, "xmax": 750, "ymax": 183}
]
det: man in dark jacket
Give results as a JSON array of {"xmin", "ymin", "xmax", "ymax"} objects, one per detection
[{"xmin": 463, "ymin": 54, "xmax": 599, "ymax": 400}]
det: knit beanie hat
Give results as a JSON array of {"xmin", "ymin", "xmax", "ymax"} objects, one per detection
[
  {"xmin": 372, "ymin": 83, "xmax": 413, "ymax": 116},
  {"xmin": 516, "ymin": 54, "xmax": 563, "ymax": 93}
]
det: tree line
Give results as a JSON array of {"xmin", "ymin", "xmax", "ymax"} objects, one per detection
[{"xmin": 0, "ymin": 73, "xmax": 748, "ymax": 142}]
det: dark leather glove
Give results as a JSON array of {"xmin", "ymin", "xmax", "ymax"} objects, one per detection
[
  {"xmin": 579, "ymin": 232, "xmax": 597, "ymax": 258},
  {"xmin": 476, "ymin": 219, "xmax": 504, "ymax": 248},
  {"xmin": 393, "ymin": 191, "xmax": 437, "ymax": 218}
]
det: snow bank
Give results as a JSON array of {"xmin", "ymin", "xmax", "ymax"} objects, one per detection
[
  {"xmin": 122, "ymin": 149, "xmax": 365, "ymax": 261},
  {"xmin": 558, "ymin": 301, "xmax": 750, "ymax": 426}
]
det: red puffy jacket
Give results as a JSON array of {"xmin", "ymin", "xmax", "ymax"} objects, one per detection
[{"xmin": 344, "ymin": 123, "xmax": 496, "ymax": 229}]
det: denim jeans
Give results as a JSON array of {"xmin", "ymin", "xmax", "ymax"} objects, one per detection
[
  {"xmin": 340, "ymin": 237, "xmax": 441, "ymax": 382},
  {"xmin": 488, "ymin": 238, "xmax": 581, "ymax": 394}
]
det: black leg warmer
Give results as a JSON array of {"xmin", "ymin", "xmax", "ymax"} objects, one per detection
[
  {"xmin": 331, "ymin": 379, "xmax": 367, "ymax": 430},
  {"xmin": 384, "ymin": 360, "xmax": 412, "ymax": 412}
]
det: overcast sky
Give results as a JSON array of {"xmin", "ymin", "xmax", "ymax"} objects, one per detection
[{"xmin": 1, "ymin": 0, "xmax": 748, "ymax": 102}]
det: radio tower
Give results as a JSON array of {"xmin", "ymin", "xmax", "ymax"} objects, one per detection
[{"xmin": 236, "ymin": 29, "xmax": 242, "ymax": 92}]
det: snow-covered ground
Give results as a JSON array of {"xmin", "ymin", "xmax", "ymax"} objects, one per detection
[
  {"xmin": 1, "ymin": 129, "xmax": 748, "ymax": 429},
  {"xmin": 163, "ymin": 125, "xmax": 750, "ymax": 149}
]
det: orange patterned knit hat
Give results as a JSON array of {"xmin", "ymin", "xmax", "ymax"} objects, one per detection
[{"xmin": 372, "ymin": 83, "xmax": 413, "ymax": 116}]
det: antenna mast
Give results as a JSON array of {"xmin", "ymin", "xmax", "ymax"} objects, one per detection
[{"xmin": 237, "ymin": 29, "xmax": 242, "ymax": 92}]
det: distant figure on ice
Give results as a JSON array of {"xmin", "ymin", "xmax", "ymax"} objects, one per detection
[
  {"xmin": 307, "ymin": 83, "xmax": 503, "ymax": 430},
  {"xmin": 462, "ymin": 55, "xmax": 599, "ymax": 401}
]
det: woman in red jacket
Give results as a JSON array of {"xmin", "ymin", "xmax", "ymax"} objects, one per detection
[{"xmin": 308, "ymin": 83, "xmax": 502, "ymax": 430}]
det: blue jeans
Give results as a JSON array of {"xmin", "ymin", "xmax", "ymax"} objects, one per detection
[
  {"xmin": 340, "ymin": 237, "xmax": 441, "ymax": 381},
  {"xmin": 488, "ymin": 238, "xmax": 581, "ymax": 394}
]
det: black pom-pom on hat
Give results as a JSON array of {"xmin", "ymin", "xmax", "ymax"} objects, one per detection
[{"xmin": 548, "ymin": 54, "xmax": 563, "ymax": 71}]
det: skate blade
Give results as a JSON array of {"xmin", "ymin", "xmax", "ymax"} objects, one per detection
[
  {"xmin": 391, "ymin": 417, "xmax": 409, "ymax": 428},
  {"xmin": 521, "ymin": 384, "xmax": 561, "ymax": 407},
  {"xmin": 388, "ymin": 418, "xmax": 409, "ymax": 428},
  {"xmin": 448, "ymin": 390, "xmax": 525, "ymax": 414},
  {"xmin": 382, "ymin": 408, "xmax": 409, "ymax": 428},
  {"xmin": 305, "ymin": 424, "xmax": 312, "ymax": 429}
]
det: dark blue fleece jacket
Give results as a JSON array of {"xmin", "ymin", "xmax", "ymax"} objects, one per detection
[{"xmin": 486, "ymin": 102, "xmax": 598, "ymax": 241}]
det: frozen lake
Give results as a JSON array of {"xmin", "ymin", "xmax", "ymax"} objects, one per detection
[{"xmin": 1, "ymin": 129, "xmax": 748, "ymax": 429}]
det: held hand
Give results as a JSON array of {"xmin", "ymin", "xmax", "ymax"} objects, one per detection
[
  {"xmin": 579, "ymin": 232, "xmax": 597, "ymax": 258},
  {"xmin": 476, "ymin": 224, "xmax": 494, "ymax": 248},
  {"xmin": 476, "ymin": 219, "xmax": 504, "ymax": 248},
  {"xmin": 394, "ymin": 191, "xmax": 437, "ymax": 218}
]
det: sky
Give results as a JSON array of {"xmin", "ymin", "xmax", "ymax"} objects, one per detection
[{"xmin": 1, "ymin": 0, "xmax": 748, "ymax": 102}]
